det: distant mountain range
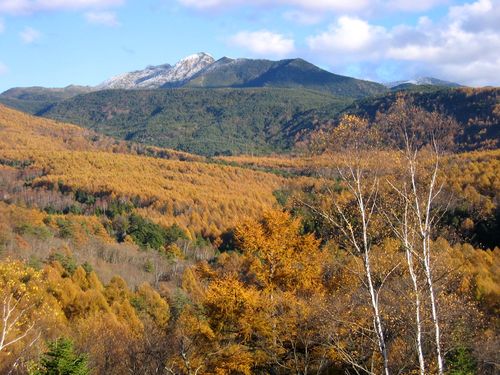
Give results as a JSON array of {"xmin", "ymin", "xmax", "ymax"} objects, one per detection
[
  {"xmin": 96, "ymin": 52, "xmax": 386, "ymax": 98},
  {"xmin": 0, "ymin": 53, "xmax": 465, "ymax": 106},
  {"xmin": 0, "ymin": 85, "xmax": 94, "ymax": 114},
  {"xmin": 1, "ymin": 84, "xmax": 94, "ymax": 100},
  {"xmin": 1, "ymin": 52, "xmax": 492, "ymax": 157},
  {"xmin": 385, "ymin": 77, "xmax": 462, "ymax": 89}
]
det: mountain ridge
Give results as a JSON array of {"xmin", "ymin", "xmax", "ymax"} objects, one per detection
[
  {"xmin": 1, "ymin": 53, "xmax": 466, "ymax": 103},
  {"xmin": 98, "ymin": 52, "xmax": 215, "ymax": 89},
  {"xmin": 385, "ymin": 76, "xmax": 462, "ymax": 89},
  {"xmin": 97, "ymin": 53, "xmax": 387, "ymax": 98}
]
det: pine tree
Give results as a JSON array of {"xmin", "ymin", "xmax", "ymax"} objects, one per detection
[{"xmin": 31, "ymin": 338, "xmax": 90, "ymax": 375}]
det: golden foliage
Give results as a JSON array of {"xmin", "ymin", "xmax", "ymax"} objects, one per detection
[
  {"xmin": 0, "ymin": 260, "xmax": 64, "ymax": 369},
  {"xmin": 443, "ymin": 149, "xmax": 500, "ymax": 217},
  {"xmin": 0, "ymin": 150, "xmax": 284, "ymax": 237},
  {"xmin": 0, "ymin": 104, "xmax": 103, "ymax": 152},
  {"xmin": 235, "ymin": 210, "xmax": 323, "ymax": 294},
  {"xmin": 0, "ymin": 105, "xmax": 292, "ymax": 238}
]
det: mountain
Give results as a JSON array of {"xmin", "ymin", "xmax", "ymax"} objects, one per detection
[
  {"xmin": 97, "ymin": 53, "xmax": 215, "ymax": 89},
  {"xmin": 38, "ymin": 87, "xmax": 351, "ymax": 156},
  {"xmin": 96, "ymin": 53, "xmax": 387, "ymax": 98},
  {"xmin": 385, "ymin": 77, "xmax": 462, "ymax": 89},
  {"xmin": 0, "ymin": 53, "xmax": 387, "ymax": 116},
  {"xmin": 0, "ymin": 85, "xmax": 94, "ymax": 100},
  {"xmin": 184, "ymin": 57, "xmax": 274, "ymax": 88},
  {"xmin": 185, "ymin": 57, "xmax": 387, "ymax": 98},
  {"xmin": 0, "ymin": 85, "xmax": 94, "ymax": 114}
]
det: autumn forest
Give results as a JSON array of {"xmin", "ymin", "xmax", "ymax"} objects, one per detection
[{"xmin": 0, "ymin": 85, "xmax": 498, "ymax": 375}]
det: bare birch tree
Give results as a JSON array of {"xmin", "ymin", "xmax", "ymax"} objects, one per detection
[
  {"xmin": 384, "ymin": 183, "xmax": 426, "ymax": 375},
  {"xmin": 303, "ymin": 115, "xmax": 391, "ymax": 375},
  {"xmin": 377, "ymin": 96, "xmax": 459, "ymax": 375},
  {"xmin": 406, "ymin": 142, "xmax": 444, "ymax": 375}
]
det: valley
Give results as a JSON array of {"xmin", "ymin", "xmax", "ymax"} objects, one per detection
[{"xmin": 0, "ymin": 52, "xmax": 498, "ymax": 375}]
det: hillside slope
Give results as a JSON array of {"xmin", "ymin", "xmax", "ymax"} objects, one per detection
[
  {"xmin": 290, "ymin": 87, "xmax": 500, "ymax": 150},
  {"xmin": 185, "ymin": 57, "xmax": 386, "ymax": 98},
  {"xmin": 0, "ymin": 103, "xmax": 106, "ymax": 151},
  {"xmin": 38, "ymin": 87, "xmax": 350, "ymax": 156},
  {"xmin": 347, "ymin": 87, "xmax": 500, "ymax": 150},
  {"xmin": 0, "ymin": 104, "xmax": 290, "ymax": 237},
  {"xmin": 0, "ymin": 85, "xmax": 94, "ymax": 114}
]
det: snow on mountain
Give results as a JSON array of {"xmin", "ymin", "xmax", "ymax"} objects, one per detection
[
  {"xmin": 161, "ymin": 53, "xmax": 215, "ymax": 85},
  {"xmin": 97, "ymin": 63, "xmax": 172, "ymax": 89},
  {"xmin": 97, "ymin": 53, "xmax": 215, "ymax": 89},
  {"xmin": 384, "ymin": 77, "xmax": 461, "ymax": 88}
]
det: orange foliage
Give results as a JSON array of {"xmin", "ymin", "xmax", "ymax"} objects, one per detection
[{"xmin": 0, "ymin": 105, "xmax": 291, "ymax": 238}]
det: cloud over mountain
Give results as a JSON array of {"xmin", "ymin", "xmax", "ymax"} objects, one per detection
[
  {"xmin": 307, "ymin": 0, "xmax": 500, "ymax": 86},
  {"xmin": 228, "ymin": 30, "xmax": 295, "ymax": 57}
]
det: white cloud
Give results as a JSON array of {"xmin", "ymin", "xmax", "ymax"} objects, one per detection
[
  {"xmin": 229, "ymin": 30, "xmax": 295, "ymax": 57},
  {"xmin": 382, "ymin": 0, "xmax": 449, "ymax": 12},
  {"xmin": 179, "ymin": 0, "xmax": 371, "ymax": 12},
  {"xmin": 0, "ymin": 0, "xmax": 123, "ymax": 15},
  {"xmin": 0, "ymin": 61, "xmax": 7, "ymax": 75},
  {"xmin": 19, "ymin": 26, "xmax": 41, "ymax": 44},
  {"xmin": 306, "ymin": 0, "xmax": 500, "ymax": 85},
  {"xmin": 178, "ymin": 0, "xmax": 234, "ymax": 10},
  {"xmin": 84, "ymin": 11, "xmax": 120, "ymax": 27},
  {"xmin": 448, "ymin": 0, "xmax": 500, "ymax": 31},
  {"xmin": 178, "ymin": 0, "xmax": 448, "ymax": 13},
  {"xmin": 308, "ymin": 16, "xmax": 387, "ymax": 56},
  {"xmin": 281, "ymin": 0, "xmax": 370, "ymax": 12},
  {"xmin": 283, "ymin": 10, "xmax": 323, "ymax": 25}
]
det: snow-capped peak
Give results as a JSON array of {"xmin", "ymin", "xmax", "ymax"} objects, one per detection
[
  {"xmin": 178, "ymin": 52, "xmax": 214, "ymax": 63},
  {"xmin": 97, "ymin": 53, "xmax": 216, "ymax": 90},
  {"xmin": 384, "ymin": 76, "xmax": 461, "ymax": 88},
  {"xmin": 162, "ymin": 52, "xmax": 215, "ymax": 84}
]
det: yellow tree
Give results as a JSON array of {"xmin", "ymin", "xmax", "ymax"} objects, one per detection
[
  {"xmin": 235, "ymin": 209, "xmax": 322, "ymax": 295},
  {"xmin": 203, "ymin": 277, "xmax": 268, "ymax": 374},
  {"xmin": 234, "ymin": 210, "xmax": 327, "ymax": 374}
]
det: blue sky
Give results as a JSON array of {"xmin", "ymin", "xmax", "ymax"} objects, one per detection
[{"xmin": 0, "ymin": 0, "xmax": 499, "ymax": 92}]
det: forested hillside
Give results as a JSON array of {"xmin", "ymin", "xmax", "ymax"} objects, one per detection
[
  {"xmin": 38, "ymin": 88, "xmax": 349, "ymax": 155},
  {"xmin": 0, "ymin": 104, "xmax": 294, "ymax": 237},
  {"xmin": 0, "ymin": 85, "xmax": 94, "ymax": 114},
  {"xmin": 0, "ymin": 98, "xmax": 498, "ymax": 375},
  {"xmin": 8, "ymin": 87, "xmax": 493, "ymax": 157},
  {"xmin": 294, "ymin": 87, "xmax": 499, "ymax": 150},
  {"xmin": 184, "ymin": 57, "xmax": 387, "ymax": 97}
]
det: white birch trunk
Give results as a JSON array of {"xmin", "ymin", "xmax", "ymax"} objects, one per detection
[
  {"xmin": 408, "ymin": 146, "xmax": 444, "ymax": 375},
  {"xmin": 354, "ymin": 169, "xmax": 390, "ymax": 375},
  {"xmin": 402, "ymin": 204, "xmax": 426, "ymax": 375}
]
